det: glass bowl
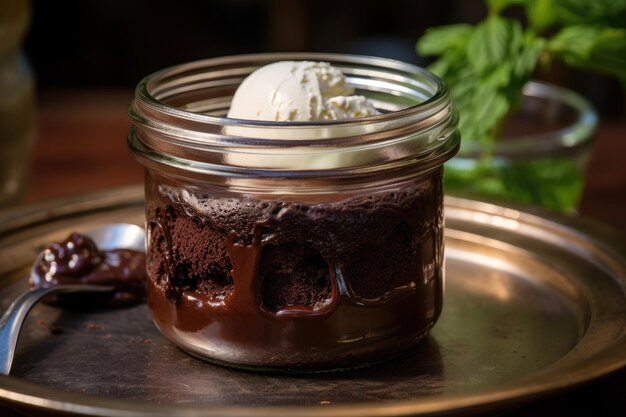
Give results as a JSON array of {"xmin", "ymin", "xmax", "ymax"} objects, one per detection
[{"xmin": 445, "ymin": 81, "xmax": 598, "ymax": 212}]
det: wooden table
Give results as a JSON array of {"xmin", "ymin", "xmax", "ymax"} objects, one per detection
[
  {"xmin": 7, "ymin": 90, "xmax": 626, "ymax": 416},
  {"xmin": 25, "ymin": 90, "xmax": 143, "ymax": 203}
]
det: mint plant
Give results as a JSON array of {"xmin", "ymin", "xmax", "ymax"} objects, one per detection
[{"xmin": 416, "ymin": 0, "xmax": 626, "ymax": 211}]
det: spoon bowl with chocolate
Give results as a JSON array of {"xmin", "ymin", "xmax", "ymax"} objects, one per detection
[{"xmin": 0, "ymin": 223, "xmax": 146, "ymax": 375}]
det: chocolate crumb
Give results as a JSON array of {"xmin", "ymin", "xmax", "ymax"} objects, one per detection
[{"xmin": 86, "ymin": 323, "xmax": 102, "ymax": 331}]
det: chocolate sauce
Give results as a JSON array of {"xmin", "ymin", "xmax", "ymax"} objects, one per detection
[
  {"xmin": 146, "ymin": 168, "xmax": 444, "ymax": 369},
  {"xmin": 30, "ymin": 232, "xmax": 147, "ymax": 307}
]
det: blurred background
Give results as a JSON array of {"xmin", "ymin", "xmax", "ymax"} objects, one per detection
[
  {"xmin": 24, "ymin": 0, "xmax": 625, "ymax": 115},
  {"xmin": 1, "ymin": 0, "xmax": 625, "ymax": 224}
]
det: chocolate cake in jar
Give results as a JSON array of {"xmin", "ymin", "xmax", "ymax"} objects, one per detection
[{"xmin": 129, "ymin": 53, "xmax": 460, "ymax": 371}]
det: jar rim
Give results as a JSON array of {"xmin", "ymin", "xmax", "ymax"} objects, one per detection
[
  {"xmin": 132, "ymin": 52, "xmax": 450, "ymax": 131},
  {"xmin": 128, "ymin": 53, "xmax": 460, "ymax": 188}
]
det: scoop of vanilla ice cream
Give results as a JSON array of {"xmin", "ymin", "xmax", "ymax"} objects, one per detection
[{"xmin": 227, "ymin": 61, "xmax": 379, "ymax": 121}]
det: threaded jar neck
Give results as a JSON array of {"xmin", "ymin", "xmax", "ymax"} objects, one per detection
[{"xmin": 129, "ymin": 53, "xmax": 460, "ymax": 193}]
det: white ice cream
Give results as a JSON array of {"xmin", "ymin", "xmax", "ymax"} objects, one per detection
[{"xmin": 227, "ymin": 61, "xmax": 379, "ymax": 121}]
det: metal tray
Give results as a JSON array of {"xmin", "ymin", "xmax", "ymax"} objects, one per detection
[{"xmin": 0, "ymin": 186, "xmax": 625, "ymax": 417}]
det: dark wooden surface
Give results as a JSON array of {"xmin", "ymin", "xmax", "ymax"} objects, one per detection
[
  {"xmin": 4, "ymin": 90, "xmax": 626, "ymax": 416},
  {"xmin": 25, "ymin": 90, "xmax": 142, "ymax": 203}
]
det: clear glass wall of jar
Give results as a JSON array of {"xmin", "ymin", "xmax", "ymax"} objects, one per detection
[{"xmin": 128, "ymin": 53, "xmax": 460, "ymax": 371}]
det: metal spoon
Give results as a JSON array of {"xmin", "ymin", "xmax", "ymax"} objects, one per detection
[{"xmin": 0, "ymin": 223, "xmax": 145, "ymax": 375}]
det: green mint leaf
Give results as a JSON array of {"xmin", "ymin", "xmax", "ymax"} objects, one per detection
[
  {"xmin": 507, "ymin": 19, "xmax": 524, "ymax": 55},
  {"xmin": 497, "ymin": 159, "xmax": 584, "ymax": 212},
  {"xmin": 512, "ymin": 34, "xmax": 545, "ymax": 80},
  {"xmin": 549, "ymin": 25, "xmax": 626, "ymax": 80},
  {"xmin": 414, "ymin": 0, "xmax": 622, "ymax": 212},
  {"xmin": 589, "ymin": 32, "xmax": 626, "ymax": 80},
  {"xmin": 455, "ymin": 18, "xmax": 543, "ymax": 145},
  {"xmin": 468, "ymin": 16, "xmax": 510, "ymax": 73},
  {"xmin": 447, "ymin": 69, "xmax": 510, "ymax": 146},
  {"xmin": 482, "ymin": 61, "xmax": 513, "ymax": 88},
  {"xmin": 469, "ymin": 91, "xmax": 510, "ymax": 143},
  {"xmin": 422, "ymin": 16, "xmax": 545, "ymax": 148},
  {"xmin": 416, "ymin": 24, "xmax": 473, "ymax": 56},
  {"xmin": 553, "ymin": 0, "xmax": 626, "ymax": 29},
  {"xmin": 444, "ymin": 158, "xmax": 584, "ymax": 212},
  {"xmin": 524, "ymin": 0, "xmax": 558, "ymax": 31},
  {"xmin": 548, "ymin": 25, "xmax": 602, "ymax": 58}
]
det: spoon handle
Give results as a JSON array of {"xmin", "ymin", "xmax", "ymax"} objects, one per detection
[{"xmin": 0, "ymin": 285, "xmax": 112, "ymax": 375}]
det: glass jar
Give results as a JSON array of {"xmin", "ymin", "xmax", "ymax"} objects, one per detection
[{"xmin": 128, "ymin": 53, "xmax": 459, "ymax": 371}]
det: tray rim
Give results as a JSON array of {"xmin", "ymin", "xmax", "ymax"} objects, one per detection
[{"xmin": 0, "ymin": 185, "xmax": 625, "ymax": 417}]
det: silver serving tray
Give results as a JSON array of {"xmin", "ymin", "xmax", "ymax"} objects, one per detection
[{"xmin": 0, "ymin": 186, "xmax": 624, "ymax": 417}]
